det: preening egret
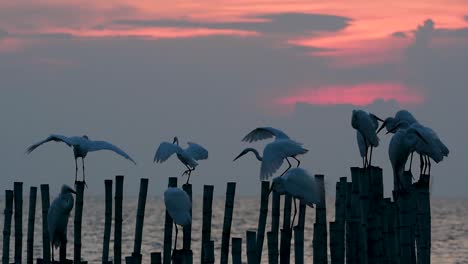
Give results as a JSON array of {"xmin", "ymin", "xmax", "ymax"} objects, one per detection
[
  {"xmin": 154, "ymin": 137, "xmax": 208, "ymax": 184},
  {"xmin": 26, "ymin": 134, "xmax": 136, "ymax": 186},
  {"xmin": 351, "ymin": 110, "xmax": 383, "ymax": 167},
  {"xmin": 269, "ymin": 168, "xmax": 323, "ymax": 228},
  {"xmin": 164, "ymin": 187, "xmax": 191, "ymax": 255},
  {"xmin": 48, "ymin": 185, "xmax": 76, "ymax": 262}
]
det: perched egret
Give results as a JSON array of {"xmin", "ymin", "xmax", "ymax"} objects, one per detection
[
  {"xmin": 164, "ymin": 187, "xmax": 191, "ymax": 255},
  {"xmin": 269, "ymin": 168, "xmax": 323, "ymax": 228},
  {"xmin": 378, "ymin": 109, "xmax": 418, "ymax": 134},
  {"xmin": 48, "ymin": 185, "xmax": 76, "ymax": 262},
  {"xmin": 154, "ymin": 137, "xmax": 208, "ymax": 184},
  {"xmin": 242, "ymin": 127, "xmax": 290, "ymax": 143},
  {"xmin": 351, "ymin": 110, "xmax": 383, "ymax": 167},
  {"xmin": 26, "ymin": 134, "xmax": 136, "ymax": 186}
]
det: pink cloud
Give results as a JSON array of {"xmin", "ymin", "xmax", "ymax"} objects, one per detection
[{"xmin": 276, "ymin": 83, "xmax": 424, "ymax": 106}]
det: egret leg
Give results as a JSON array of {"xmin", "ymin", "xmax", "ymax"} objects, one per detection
[
  {"xmin": 419, "ymin": 154, "xmax": 424, "ymax": 176},
  {"xmin": 280, "ymin": 158, "xmax": 292, "ymax": 176},
  {"xmin": 82, "ymin": 158, "xmax": 88, "ymax": 188},
  {"xmin": 172, "ymin": 223, "xmax": 179, "ymax": 259},
  {"xmin": 292, "ymin": 156, "xmax": 301, "ymax": 167},
  {"xmin": 409, "ymin": 152, "xmax": 414, "ymax": 171},
  {"xmin": 364, "ymin": 139, "xmax": 369, "ymax": 168},
  {"xmin": 52, "ymin": 245, "xmax": 54, "ymax": 262},
  {"xmin": 369, "ymin": 146, "xmax": 373, "ymax": 168},
  {"xmin": 186, "ymin": 168, "xmax": 193, "ymax": 184},
  {"xmin": 291, "ymin": 198, "xmax": 297, "ymax": 230},
  {"xmin": 427, "ymin": 156, "xmax": 431, "ymax": 176},
  {"xmin": 362, "ymin": 157, "xmax": 366, "ymax": 168}
]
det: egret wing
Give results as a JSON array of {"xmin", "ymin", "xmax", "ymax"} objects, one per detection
[
  {"xmin": 164, "ymin": 188, "xmax": 192, "ymax": 226},
  {"xmin": 154, "ymin": 142, "xmax": 182, "ymax": 163},
  {"xmin": 242, "ymin": 127, "xmax": 289, "ymax": 143},
  {"xmin": 283, "ymin": 168, "xmax": 321, "ymax": 207},
  {"xmin": 26, "ymin": 134, "xmax": 78, "ymax": 154},
  {"xmin": 356, "ymin": 131, "xmax": 367, "ymax": 158},
  {"xmin": 86, "ymin": 140, "xmax": 137, "ymax": 164},
  {"xmin": 185, "ymin": 142, "xmax": 208, "ymax": 160}
]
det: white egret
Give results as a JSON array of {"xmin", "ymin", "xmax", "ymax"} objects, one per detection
[
  {"xmin": 48, "ymin": 185, "xmax": 76, "ymax": 262},
  {"xmin": 378, "ymin": 109, "xmax": 418, "ymax": 134},
  {"xmin": 242, "ymin": 127, "xmax": 290, "ymax": 142},
  {"xmin": 164, "ymin": 187, "xmax": 191, "ymax": 255},
  {"xmin": 26, "ymin": 134, "xmax": 136, "ymax": 186},
  {"xmin": 269, "ymin": 168, "xmax": 323, "ymax": 228},
  {"xmin": 154, "ymin": 137, "xmax": 208, "ymax": 184},
  {"xmin": 351, "ymin": 110, "xmax": 383, "ymax": 167}
]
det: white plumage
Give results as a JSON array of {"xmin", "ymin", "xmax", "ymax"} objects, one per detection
[
  {"xmin": 164, "ymin": 187, "xmax": 191, "ymax": 253},
  {"xmin": 351, "ymin": 110, "xmax": 382, "ymax": 167},
  {"xmin": 26, "ymin": 134, "xmax": 136, "ymax": 185},
  {"xmin": 234, "ymin": 127, "xmax": 308, "ymax": 179},
  {"xmin": 154, "ymin": 137, "xmax": 208, "ymax": 184},
  {"xmin": 48, "ymin": 185, "xmax": 75, "ymax": 261},
  {"xmin": 378, "ymin": 109, "xmax": 418, "ymax": 134}
]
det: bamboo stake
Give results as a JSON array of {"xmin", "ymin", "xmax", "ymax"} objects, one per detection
[
  {"xmin": 74, "ymin": 181, "xmax": 85, "ymax": 263},
  {"xmin": 398, "ymin": 171, "xmax": 413, "ymax": 263},
  {"xmin": 133, "ymin": 178, "xmax": 149, "ymax": 262},
  {"xmin": 182, "ymin": 183, "xmax": 192, "ymax": 251},
  {"xmin": 102, "ymin": 179, "xmax": 113, "ymax": 264},
  {"xmin": 14, "ymin": 182, "xmax": 23, "ymax": 264},
  {"xmin": 2, "ymin": 190, "xmax": 13, "ymax": 264},
  {"xmin": 114, "ymin": 175, "xmax": 124, "ymax": 264},
  {"xmin": 416, "ymin": 174, "xmax": 431, "ymax": 264},
  {"xmin": 150, "ymin": 252, "xmax": 162, "ymax": 264},
  {"xmin": 163, "ymin": 177, "xmax": 177, "ymax": 264},
  {"xmin": 246, "ymin": 230, "xmax": 257, "ymax": 264},
  {"xmin": 201, "ymin": 185, "xmax": 214, "ymax": 263},
  {"xmin": 329, "ymin": 221, "xmax": 338, "ymax": 264},
  {"xmin": 203, "ymin": 240, "xmax": 215, "ymax": 264},
  {"xmin": 267, "ymin": 231, "xmax": 278, "ymax": 264},
  {"xmin": 26, "ymin": 187, "xmax": 37, "ymax": 264},
  {"xmin": 40, "ymin": 184, "xmax": 51, "ymax": 264},
  {"xmin": 280, "ymin": 195, "xmax": 292, "ymax": 264},
  {"xmin": 335, "ymin": 177, "xmax": 346, "ymax": 264},
  {"xmin": 313, "ymin": 174, "xmax": 327, "ymax": 264},
  {"xmin": 220, "ymin": 182, "xmax": 236, "ymax": 264},
  {"xmin": 293, "ymin": 225, "xmax": 304, "ymax": 264},
  {"xmin": 231, "ymin": 237, "xmax": 242, "ymax": 264},
  {"xmin": 256, "ymin": 181, "xmax": 270, "ymax": 263}
]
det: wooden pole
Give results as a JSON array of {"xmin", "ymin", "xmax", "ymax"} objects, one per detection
[
  {"xmin": 416, "ymin": 174, "xmax": 431, "ymax": 264},
  {"xmin": 246, "ymin": 230, "xmax": 257, "ymax": 264},
  {"xmin": 14, "ymin": 182, "xmax": 23, "ymax": 264},
  {"xmin": 313, "ymin": 174, "xmax": 327, "ymax": 264},
  {"xmin": 329, "ymin": 221, "xmax": 338, "ymax": 264},
  {"xmin": 163, "ymin": 177, "xmax": 178, "ymax": 264},
  {"xmin": 357, "ymin": 168, "xmax": 369, "ymax": 264},
  {"xmin": 132, "ymin": 178, "xmax": 149, "ymax": 262},
  {"xmin": 256, "ymin": 181, "xmax": 270, "ymax": 263},
  {"xmin": 334, "ymin": 177, "xmax": 347, "ymax": 264},
  {"xmin": 2, "ymin": 190, "xmax": 13, "ymax": 264},
  {"xmin": 294, "ymin": 201, "xmax": 306, "ymax": 264},
  {"xmin": 345, "ymin": 181, "xmax": 358, "ymax": 264},
  {"xmin": 102, "ymin": 179, "xmax": 113, "ymax": 264},
  {"xmin": 271, "ymin": 192, "xmax": 281, "ymax": 233},
  {"xmin": 231, "ymin": 237, "xmax": 242, "ymax": 264},
  {"xmin": 220, "ymin": 182, "xmax": 236, "ymax": 264},
  {"xmin": 182, "ymin": 184, "xmax": 192, "ymax": 251},
  {"xmin": 382, "ymin": 198, "xmax": 396, "ymax": 264},
  {"xmin": 74, "ymin": 181, "xmax": 85, "ymax": 264},
  {"xmin": 26, "ymin": 186, "xmax": 37, "ymax": 264},
  {"xmin": 40, "ymin": 184, "xmax": 51, "ymax": 264},
  {"xmin": 203, "ymin": 240, "xmax": 215, "ymax": 264},
  {"xmin": 397, "ymin": 171, "xmax": 413, "ymax": 264},
  {"xmin": 267, "ymin": 231, "xmax": 278, "ymax": 264},
  {"xmin": 114, "ymin": 175, "xmax": 124, "ymax": 264},
  {"xmin": 150, "ymin": 252, "xmax": 162, "ymax": 264},
  {"xmin": 201, "ymin": 185, "xmax": 214, "ymax": 263},
  {"xmin": 279, "ymin": 195, "xmax": 292, "ymax": 264}
]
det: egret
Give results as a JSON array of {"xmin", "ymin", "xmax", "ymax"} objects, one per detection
[
  {"xmin": 26, "ymin": 134, "xmax": 136, "ymax": 186},
  {"xmin": 154, "ymin": 137, "xmax": 208, "ymax": 184},
  {"xmin": 164, "ymin": 187, "xmax": 191, "ymax": 256},
  {"xmin": 48, "ymin": 185, "xmax": 76, "ymax": 262},
  {"xmin": 269, "ymin": 168, "xmax": 323, "ymax": 228},
  {"xmin": 242, "ymin": 127, "xmax": 290, "ymax": 143},
  {"xmin": 378, "ymin": 109, "xmax": 418, "ymax": 134},
  {"xmin": 351, "ymin": 110, "xmax": 383, "ymax": 167}
]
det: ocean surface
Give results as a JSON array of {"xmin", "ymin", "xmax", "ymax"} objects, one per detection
[{"xmin": 0, "ymin": 196, "xmax": 467, "ymax": 263}]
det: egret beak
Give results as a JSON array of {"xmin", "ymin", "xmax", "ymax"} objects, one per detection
[
  {"xmin": 370, "ymin": 113, "xmax": 384, "ymax": 122},
  {"xmin": 233, "ymin": 152, "xmax": 245, "ymax": 162},
  {"xmin": 377, "ymin": 120, "xmax": 387, "ymax": 134}
]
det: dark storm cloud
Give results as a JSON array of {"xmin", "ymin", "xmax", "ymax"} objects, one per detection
[
  {"xmin": 391, "ymin": 31, "xmax": 408, "ymax": 38},
  {"xmin": 112, "ymin": 13, "xmax": 351, "ymax": 34}
]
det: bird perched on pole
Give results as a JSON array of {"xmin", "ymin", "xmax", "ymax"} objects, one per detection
[
  {"xmin": 26, "ymin": 134, "xmax": 136, "ymax": 186},
  {"xmin": 234, "ymin": 127, "xmax": 308, "ymax": 179},
  {"xmin": 269, "ymin": 168, "xmax": 323, "ymax": 228},
  {"xmin": 351, "ymin": 110, "xmax": 383, "ymax": 168},
  {"xmin": 164, "ymin": 187, "xmax": 191, "ymax": 257},
  {"xmin": 154, "ymin": 137, "xmax": 208, "ymax": 184},
  {"xmin": 48, "ymin": 185, "xmax": 76, "ymax": 262}
]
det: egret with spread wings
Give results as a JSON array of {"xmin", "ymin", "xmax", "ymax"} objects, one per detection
[
  {"xmin": 26, "ymin": 134, "xmax": 136, "ymax": 186},
  {"xmin": 154, "ymin": 137, "xmax": 208, "ymax": 184}
]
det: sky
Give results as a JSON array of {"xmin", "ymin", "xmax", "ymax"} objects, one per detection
[{"xmin": 1, "ymin": 0, "xmax": 467, "ymax": 197}]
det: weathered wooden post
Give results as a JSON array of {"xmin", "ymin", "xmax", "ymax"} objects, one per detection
[
  {"xmin": 201, "ymin": 185, "xmax": 214, "ymax": 263},
  {"xmin": 267, "ymin": 231, "xmax": 278, "ymax": 264},
  {"xmin": 74, "ymin": 181, "xmax": 85, "ymax": 263},
  {"xmin": 416, "ymin": 174, "xmax": 431, "ymax": 264},
  {"xmin": 2, "ymin": 190, "xmax": 13, "ymax": 264},
  {"xmin": 26, "ymin": 187, "xmax": 37, "ymax": 264},
  {"xmin": 114, "ymin": 175, "xmax": 124, "ymax": 264},
  {"xmin": 294, "ymin": 201, "xmax": 306, "ymax": 264},
  {"xmin": 279, "ymin": 195, "xmax": 292, "ymax": 264},
  {"xmin": 397, "ymin": 171, "xmax": 413, "ymax": 264},
  {"xmin": 246, "ymin": 230, "xmax": 257, "ymax": 264},
  {"xmin": 163, "ymin": 177, "xmax": 177, "ymax": 264},
  {"xmin": 345, "ymin": 181, "xmax": 358, "ymax": 264},
  {"xmin": 40, "ymin": 184, "xmax": 51, "ymax": 264},
  {"xmin": 182, "ymin": 183, "xmax": 193, "ymax": 263},
  {"xmin": 150, "ymin": 252, "xmax": 162, "ymax": 264},
  {"xmin": 357, "ymin": 168, "xmax": 369, "ymax": 264},
  {"xmin": 382, "ymin": 198, "xmax": 396, "ymax": 264},
  {"xmin": 220, "ymin": 182, "xmax": 236, "ymax": 264},
  {"xmin": 232, "ymin": 237, "xmax": 242, "ymax": 264},
  {"xmin": 102, "ymin": 179, "xmax": 113, "ymax": 264},
  {"xmin": 349, "ymin": 168, "xmax": 365, "ymax": 264},
  {"xmin": 329, "ymin": 221, "xmax": 338, "ymax": 264},
  {"xmin": 131, "ymin": 178, "xmax": 149, "ymax": 264},
  {"xmin": 14, "ymin": 182, "xmax": 23, "ymax": 264},
  {"xmin": 313, "ymin": 174, "xmax": 327, "ymax": 264},
  {"xmin": 203, "ymin": 240, "xmax": 215, "ymax": 264},
  {"xmin": 334, "ymin": 177, "xmax": 347, "ymax": 264},
  {"xmin": 256, "ymin": 181, "xmax": 270, "ymax": 263}
]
